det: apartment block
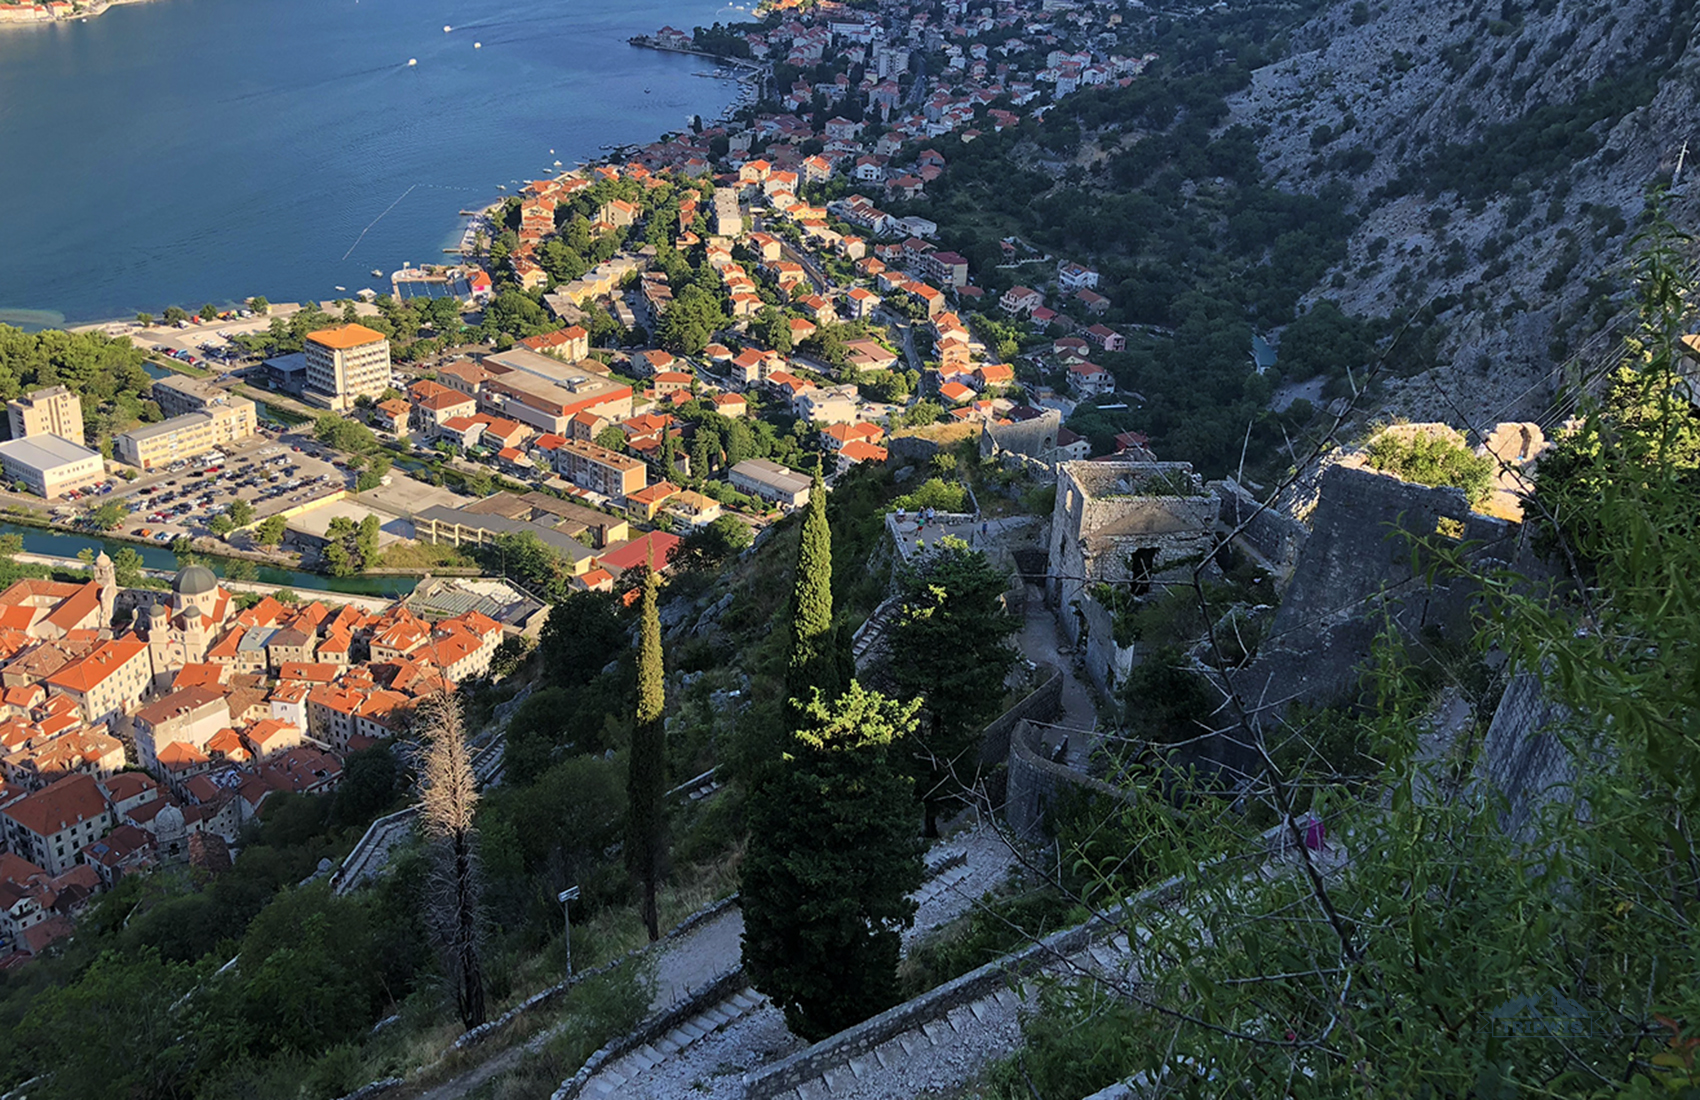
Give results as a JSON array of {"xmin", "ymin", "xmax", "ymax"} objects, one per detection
[
  {"xmin": 115, "ymin": 397, "xmax": 256, "ymax": 470},
  {"xmin": 7, "ymin": 386, "xmax": 83, "ymax": 443},
  {"xmin": 0, "ymin": 773, "xmax": 114, "ymax": 875},
  {"xmin": 553, "ymin": 439, "xmax": 648, "ymax": 500}
]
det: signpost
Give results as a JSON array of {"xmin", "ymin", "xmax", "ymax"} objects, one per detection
[{"xmin": 558, "ymin": 886, "xmax": 580, "ymax": 978}]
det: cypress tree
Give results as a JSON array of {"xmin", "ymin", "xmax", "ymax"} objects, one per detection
[
  {"xmin": 786, "ymin": 463, "xmax": 839, "ymax": 711},
  {"xmin": 888, "ymin": 538, "xmax": 1020, "ymax": 837},
  {"xmin": 627, "ymin": 571, "xmax": 667, "ymax": 941},
  {"xmin": 741, "ymin": 681, "xmax": 926, "ymax": 1040}
]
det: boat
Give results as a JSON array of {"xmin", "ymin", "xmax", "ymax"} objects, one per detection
[
  {"xmin": 407, "ymin": 58, "xmax": 417, "ymax": 66},
  {"xmin": 371, "ymin": 268, "xmax": 384, "ymax": 278},
  {"xmin": 443, "ymin": 24, "xmax": 451, "ymax": 32},
  {"xmin": 334, "ymin": 286, "xmax": 347, "ymax": 292},
  {"xmin": 474, "ymin": 41, "xmax": 482, "ymax": 48},
  {"xmin": 553, "ymin": 160, "xmax": 562, "ymax": 167},
  {"xmin": 496, "ymin": 184, "xmax": 506, "ymax": 190}
]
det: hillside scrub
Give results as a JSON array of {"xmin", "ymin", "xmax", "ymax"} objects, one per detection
[{"xmin": 1363, "ymin": 426, "xmax": 1495, "ymax": 504}]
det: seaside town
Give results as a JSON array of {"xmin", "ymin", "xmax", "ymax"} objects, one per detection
[
  {"xmin": 0, "ymin": 0, "xmax": 1159, "ymax": 972},
  {"xmin": 4, "ymin": 0, "xmax": 1695, "ymax": 1094}
]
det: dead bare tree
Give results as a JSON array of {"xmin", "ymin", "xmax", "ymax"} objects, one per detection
[{"xmin": 417, "ymin": 690, "xmax": 486, "ymax": 1030}]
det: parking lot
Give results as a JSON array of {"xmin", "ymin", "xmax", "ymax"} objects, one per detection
[{"xmin": 104, "ymin": 428, "xmax": 355, "ymax": 545}]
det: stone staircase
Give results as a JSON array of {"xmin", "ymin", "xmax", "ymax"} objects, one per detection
[
  {"xmin": 850, "ymin": 597, "xmax": 900, "ymax": 671},
  {"xmin": 570, "ymin": 985, "xmax": 769, "ymax": 1100},
  {"xmin": 751, "ymin": 929, "xmax": 1142, "ymax": 1100}
]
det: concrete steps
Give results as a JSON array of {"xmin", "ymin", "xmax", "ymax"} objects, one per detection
[{"xmin": 578, "ymin": 986, "xmax": 768, "ymax": 1098}]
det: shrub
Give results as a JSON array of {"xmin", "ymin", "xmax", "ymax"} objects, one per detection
[{"xmin": 1363, "ymin": 428, "xmax": 1494, "ymax": 504}]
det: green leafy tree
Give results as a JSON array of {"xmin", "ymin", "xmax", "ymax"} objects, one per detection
[
  {"xmin": 314, "ymin": 414, "xmax": 378, "ymax": 454},
  {"xmin": 741, "ymin": 682, "xmax": 926, "ymax": 1041},
  {"xmin": 111, "ymin": 546, "xmax": 143, "ymax": 588},
  {"xmin": 163, "ymin": 306, "xmax": 188, "ymax": 324},
  {"xmin": 627, "ymin": 572, "xmax": 667, "ymax": 941},
  {"xmin": 887, "ymin": 538, "xmax": 1019, "ymax": 836},
  {"xmin": 18, "ymin": 949, "xmax": 201, "ymax": 1099},
  {"xmin": 209, "ymin": 514, "xmax": 234, "ymax": 537},
  {"xmin": 676, "ymin": 514, "xmax": 753, "ymax": 572},
  {"xmin": 227, "ymin": 498, "xmax": 255, "ymax": 527},
  {"xmin": 88, "ymin": 501, "xmax": 126, "ymax": 530},
  {"xmin": 254, "ymin": 514, "xmax": 287, "ymax": 547},
  {"xmin": 595, "ymin": 425, "xmax": 628, "ymax": 453},
  {"xmin": 537, "ymin": 591, "xmax": 628, "ymax": 689},
  {"xmin": 198, "ymin": 303, "xmax": 218, "ymax": 321},
  {"xmin": 786, "ymin": 464, "xmax": 839, "ymax": 713}
]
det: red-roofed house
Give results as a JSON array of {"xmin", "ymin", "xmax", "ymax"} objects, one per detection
[
  {"xmin": 1069, "ymin": 361, "xmax": 1115, "ymax": 398},
  {"xmin": 518, "ymin": 326, "xmax": 590, "ymax": 362},
  {"xmin": 596, "ymin": 531, "xmax": 683, "ymax": 575},
  {"xmin": 44, "ymin": 638, "xmax": 150, "ymax": 727},
  {"xmin": 836, "ymin": 440, "xmax": 888, "ymax": 471},
  {"xmin": 1000, "ymin": 285, "xmax": 1043, "ymax": 316},
  {"xmin": 0, "ymin": 774, "xmax": 113, "ymax": 875},
  {"xmin": 1086, "ymin": 324, "xmax": 1125, "ymax": 352}
]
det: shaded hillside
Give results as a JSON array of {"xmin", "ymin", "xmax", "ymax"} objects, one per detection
[{"xmin": 1235, "ymin": 0, "xmax": 1700, "ymax": 429}]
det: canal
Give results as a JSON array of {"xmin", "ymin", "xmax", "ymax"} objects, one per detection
[{"xmin": 0, "ymin": 523, "xmax": 418, "ymax": 599}]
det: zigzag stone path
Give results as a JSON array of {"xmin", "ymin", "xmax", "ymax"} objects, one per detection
[{"xmin": 562, "ymin": 826, "xmax": 1022, "ymax": 1100}]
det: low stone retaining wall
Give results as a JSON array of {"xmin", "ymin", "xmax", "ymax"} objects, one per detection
[
  {"xmin": 455, "ymin": 893, "xmax": 741, "ymax": 1053},
  {"xmin": 980, "ymin": 663, "xmax": 1064, "ymax": 770},
  {"xmin": 742, "ymin": 873, "xmax": 1187, "ymax": 1100},
  {"xmin": 1005, "ymin": 719, "xmax": 1135, "ymax": 841},
  {"xmin": 330, "ymin": 807, "xmax": 418, "ymax": 895},
  {"xmin": 551, "ymin": 966, "xmax": 749, "ymax": 1100}
]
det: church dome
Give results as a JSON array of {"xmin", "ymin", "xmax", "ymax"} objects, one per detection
[{"xmin": 173, "ymin": 564, "xmax": 219, "ymax": 596}]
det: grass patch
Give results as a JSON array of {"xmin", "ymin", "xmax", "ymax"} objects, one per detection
[{"xmin": 377, "ymin": 540, "xmax": 476, "ymax": 570}]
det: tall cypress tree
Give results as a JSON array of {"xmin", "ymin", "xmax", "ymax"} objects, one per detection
[
  {"xmin": 786, "ymin": 463, "xmax": 839, "ymax": 712},
  {"xmin": 627, "ymin": 571, "xmax": 667, "ymax": 941}
]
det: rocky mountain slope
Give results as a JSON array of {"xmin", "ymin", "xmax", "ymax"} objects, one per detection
[{"xmin": 1233, "ymin": 0, "xmax": 1700, "ymax": 433}]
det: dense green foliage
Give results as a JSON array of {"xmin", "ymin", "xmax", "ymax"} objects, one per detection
[
  {"xmin": 1363, "ymin": 427, "xmax": 1495, "ymax": 504},
  {"xmin": 741, "ymin": 683, "xmax": 925, "ymax": 1041},
  {"xmin": 785, "ymin": 465, "xmax": 839, "ymax": 713},
  {"xmin": 0, "ymin": 325, "xmax": 157, "ymax": 445},
  {"xmin": 0, "ymin": 762, "xmax": 420, "ymax": 1100},
  {"xmin": 886, "ymin": 538, "xmax": 1019, "ymax": 835},
  {"xmin": 627, "ymin": 575, "xmax": 668, "ymax": 941}
]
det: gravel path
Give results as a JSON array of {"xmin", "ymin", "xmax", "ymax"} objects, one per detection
[
  {"xmin": 649, "ymin": 907, "xmax": 744, "ymax": 1012},
  {"xmin": 1014, "ymin": 582, "xmax": 1099, "ymax": 764}
]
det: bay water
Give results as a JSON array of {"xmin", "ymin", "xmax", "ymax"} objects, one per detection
[{"xmin": 0, "ymin": 0, "xmax": 742, "ymax": 327}]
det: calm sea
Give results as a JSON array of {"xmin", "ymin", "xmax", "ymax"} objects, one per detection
[{"xmin": 0, "ymin": 0, "xmax": 743, "ymax": 327}]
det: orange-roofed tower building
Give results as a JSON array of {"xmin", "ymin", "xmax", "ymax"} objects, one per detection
[{"xmin": 303, "ymin": 323, "xmax": 391, "ymax": 412}]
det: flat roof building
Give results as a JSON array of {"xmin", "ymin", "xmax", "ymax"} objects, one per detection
[
  {"xmin": 471, "ymin": 348, "xmax": 633, "ymax": 434},
  {"xmin": 303, "ymin": 324, "xmax": 390, "ymax": 412},
  {"xmin": 263, "ymin": 352, "xmax": 308, "ymax": 395},
  {"xmin": 116, "ymin": 397, "xmax": 256, "ymax": 470},
  {"xmin": 729, "ymin": 458, "xmax": 812, "ymax": 508},
  {"xmin": 7, "ymin": 386, "xmax": 83, "ymax": 444},
  {"xmin": 0, "ymin": 435, "xmax": 103, "ymax": 498},
  {"xmin": 151, "ymin": 375, "xmax": 238, "ymax": 418},
  {"xmin": 553, "ymin": 439, "xmax": 647, "ymax": 501}
]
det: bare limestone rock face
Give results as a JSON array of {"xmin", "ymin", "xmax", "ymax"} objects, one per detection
[{"xmin": 1229, "ymin": 0, "xmax": 1700, "ymax": 430}]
